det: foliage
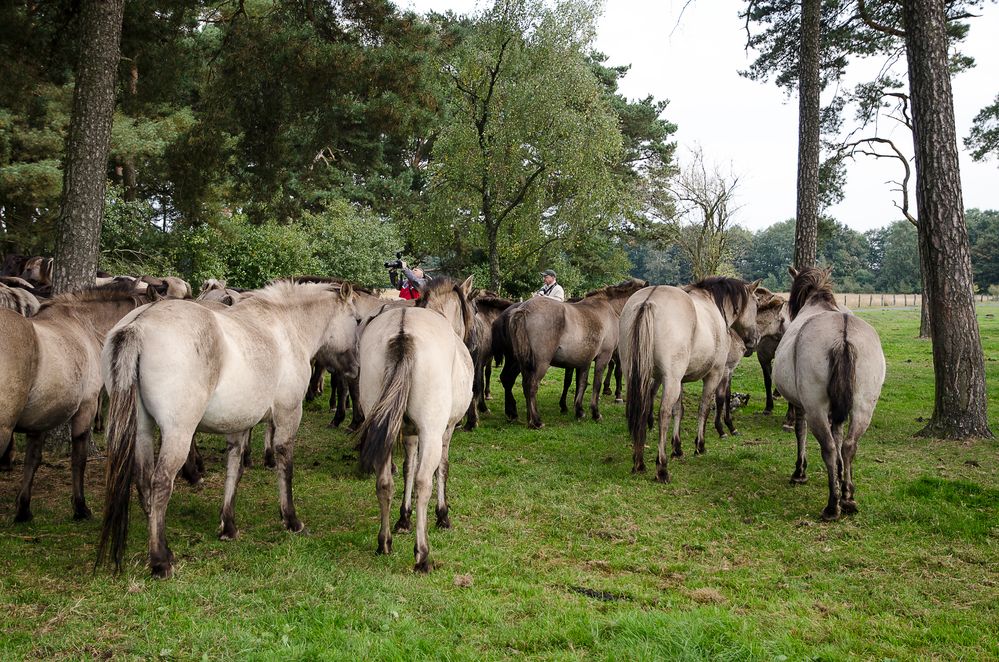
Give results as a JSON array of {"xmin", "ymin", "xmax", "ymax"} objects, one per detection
[
  {"xmin": 966, "ymin": 208, "xmax": 999, "ymax": 289},
  {"xmin": 965, "ymin": 94, "xmax": 999, "ymax": 163}
]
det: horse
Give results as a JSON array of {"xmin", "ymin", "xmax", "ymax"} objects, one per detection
[
  {"xmin": 713, "ymin": 290, "xmax": 787, "ymax": 437},
  {"xmin": 0, "ymin": 282, "xmax": 172, "ymax": 521},
  {"xmin": 619, "ymin": 277, "xmax": 762, "ymax": 482},
  {"xmin": 356, "ymin": 276, "xmax": 475, "ymax": 572},
  {"xmin": 197, "ymin": 279, "xmax": 244, "ymax": 306},
  {"xmin": 773, "ymin": 267, "xmax": 885, "ymax": 520},
  {"xmin": 97, "ymin": 280, "xmax": 359, "ymax": 578},
  {"xmin": 495, "ymin": 279, "xmax": 648, "ymax": 429},
  {"xmin": 463, "ymin": 292, "xmax": 513, "ymax": 431}
]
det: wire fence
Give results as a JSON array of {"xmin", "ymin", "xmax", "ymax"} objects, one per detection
[{"xmin": 774, "ymin": 292, "xmax": 999, "ymax": 309}]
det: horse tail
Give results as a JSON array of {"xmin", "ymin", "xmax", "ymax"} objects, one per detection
[
  {"xmin": 97, "ymin": 324, "xmax": 143, "ymax": 572},
  {"xmin": 626, "ymin": 301, "xmax": 657, "ymax": 448},
  {"xmin": 508, "ymin": 308, "xmax": 534, "ymax": 373},
  {"xmin": 827, "ymin": 314, "xmax": 856, "ymax": 426},
  {"xmin": 357, "ymin": 326, "xmax": 415, "ymax": 473},
  {"xmin": 490, "ymin": 315, "xmax": 508, "ymax": 367}
]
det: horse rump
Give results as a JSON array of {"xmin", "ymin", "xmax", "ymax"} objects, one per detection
[{"xmin": 625, "ymin": 302, "xmax": 657, "ymax": 455}]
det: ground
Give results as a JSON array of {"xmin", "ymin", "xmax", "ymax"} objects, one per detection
[{"xmin": 0, "ymin": 305, "xmax": 997, "ymax": 660}]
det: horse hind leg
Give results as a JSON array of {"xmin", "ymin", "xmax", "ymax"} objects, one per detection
[
  {"xmin": 70, "ymin": 399, "xmax": 99, "ymax": 520},
  {"xmin": 13, "ymin": 431, "xmax": 45, "ymax": 522},
  {"xmin": 219, "ymin": 430, "xmax": 251, "ymax": 540},
  {"xmin": 148, "ymin": 430, "xmax": 196, "ymax": 578},
  {"xmin": 840, "ymin": 406, "xmax": 873, "ymax": 515},
  {"xmin": 656, "ymin": 382, "xmax": 681, "ymax": 483},
  {"xmin": 559, "ymin": 368, "xmax": 572, "ymax": 414},
  {"xmin": 394, "ymin": 434, "xmax": 418, "ymax": 533},
  {"xmin": 0, "ymin": 429, "xmax": 14, "ymax": 472},
  {"xmin": 790, "ymin": 405, "xmax": 808, "ymax": 484},
  {"xmin": 524, "ymin": 363, "xmax": 549, "ymax": 430},
  {"xmin": 694, "ymin": 371, "xmax": 724, "ymax": 455},
  {"xmin": 500, "ymin": 360, "xmax": 519, "ymax": 422},
  {"xmin": 412, "ymin": 427, "xmax": 445, "ymax": 573},
  {"xmin": 806, "ymin": 412, "xmax": 841, "ymax": 521},
  {"xmin": 574, "ymin": 364, "xmax": 590, "ymax": 420},
  {"xmin": 714, "ymin": 376, "xmax": 728, "ymax": 438},
  {"xmin": 590, "ymin": 357, "xmax": 609, "ymax": 421},
  {"xmin": 436, "ymin": 425, "xmax": 455, "ymax": 529},
  {"xmin": 375, "ymin": 453, "xmax": 394, "ymax": 555}
]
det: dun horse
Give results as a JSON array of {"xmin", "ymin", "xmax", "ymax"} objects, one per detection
[
  {"xmin": 463, "ymin": 293, "xmax": 513, "ymax": 431},
  {"xmin": 97, "ymin": 281, "xmax": 358, "ymax": 578},
  {"xmin": 495, "ymin": 279, "xmax": 648, "ymax": 429},
  {"xmin": 773, "ymin": 267, "xmax": 885, "ymax": 520},
  {"xmin": 0, "ymin": 282, "xmax": 173, "ymax": 521},
  {"xmin": 356, "ymin": 276, "xmax": 475, "ymax": 572},
  {"xmin": 619, "ymin": 277, "xmax": 761, "ymax": 482}
]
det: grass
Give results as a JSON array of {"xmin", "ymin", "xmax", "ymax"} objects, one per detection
[{"xmin": 1, "ymin": 305, "xmax": 997, "ymax": 660}]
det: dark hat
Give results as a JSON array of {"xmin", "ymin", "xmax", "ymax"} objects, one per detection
[{"xmin": 541, "ymin": 269, "xmax": 557, "ymax": 278}]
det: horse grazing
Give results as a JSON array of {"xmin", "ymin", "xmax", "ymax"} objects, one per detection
[
  {"xmin": 0, "ymin": 283, "xmax": 170, "ymax": 521},
  {"xmin": 773, "ymin": 267, "xmax": 885, "ymax": 520},
  {"xmin": 356, "ymin": 276, "xmax": 475, "ymax": 573},
  {"xmin": 97, "ymin": 281, "xmax": 358, "ymax": 578},
  {"xmin": 496, "ymin": 279, "xmax": 648, "ymax": 429},
  {"xmin": 619, "ymin": 277, "xmax": 762, "ymax": 482},
  {"xmin": 713, "ymin": 290, "xmax": 787, "ymax": 437}
]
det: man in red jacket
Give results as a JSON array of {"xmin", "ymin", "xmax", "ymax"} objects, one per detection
[{"xmin": 390, "ymin": 261, "xmax": 426, "ymax": 300}]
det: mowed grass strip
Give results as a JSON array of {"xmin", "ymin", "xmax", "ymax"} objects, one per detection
[{"xmin": 1, "ymin": 305, "xmax": 997, "ymax": 660}]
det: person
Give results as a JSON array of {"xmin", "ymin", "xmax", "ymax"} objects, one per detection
[
  {"xmin": 389, "ymin": 261, "xmax": 427, "ymax": 300},
  {"xmin": 535, "ymin": 269, "xmax": 565, "ymax": 301}
]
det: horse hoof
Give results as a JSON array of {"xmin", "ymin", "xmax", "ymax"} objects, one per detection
[
  {"xmin": 632, "ymin": 464, "xmax": 646, "ymax": 474},
  {"xmin": 789, "ymin": 474, "xmax": 808, "ymax": 485},
  {"xmin": 592, "ymin": 414, "xmax": 603, "ymax": 422},
  {"xmin": 840, "ymin": 500, "xmax": 858, "ymax": 514},
  {"xmin": 718, "ymin": 433, "xmax": 728, "ymax": 439},
  {"xmin": 326, "ymin": 420, "xmax": 340, "ymax": 429},
  {"xmin": 484, "ymin": 395, "xmax": 493, "ymax": 401},
  {"xmin": 377, "ymin": 538, "xmax": 392, "ymax": 555},
  {"xmin": 150, "ymin": 563, "xmax": 174, "ymax": 579},
  {"xmin": 821, "ymin": 506, "xmax": 841, "ymax": 521},
  {"xmin": 782, "ymin": 424, "xmax": 794, "ymax": 432},
  {"xmin": 414, "ymin": 558, "xmax": 432, "ymax": 573},
  {"xmin": 393, "ymin": 519, "xmax": 412, "ymax": 534},
  {"xmin": 436, "ymin": 515, "xmax": 452, "ymax": 530},
  {"xmin": 285, "ymin": 518, "xmax": 306, "ymax": 534},
  {"xmin": 528, "ymin": 422, "xmax": 544, "ymax": 430},
  {"xmin": 219, "ymin": 529, "xmax": 239, "ymax": 541},
  {"xmin": 762, "ymin": 410, "xmax": 773, "ymax": 416},
  {"xmin": 655, "ymin": 469, "xmax": 670, "ymax": 483},
  {"xmin": 13, "ymin": 509, "xmax": 32, "ymax": 523},
  {"xmin": 73, "ymin": 506, "xmax": 93, "ymax": 521}
]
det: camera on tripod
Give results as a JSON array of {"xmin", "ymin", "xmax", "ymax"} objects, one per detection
[{"xmin": 384, "ymin": 251, "xmax": 404, "ymax": 269}]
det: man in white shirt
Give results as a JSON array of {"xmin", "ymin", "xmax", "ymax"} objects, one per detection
[{"xmin": 536, "ymin": 269, "xmax": 565, "ymax": 301}]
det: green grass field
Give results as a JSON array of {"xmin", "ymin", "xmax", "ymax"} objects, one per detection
[{"xmin": 1, "ymin": 306, "xmax": 997, "ymax": 660}]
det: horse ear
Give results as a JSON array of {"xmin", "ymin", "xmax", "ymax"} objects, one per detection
[
  {"xmin": 460, "ymin": 275, "xmax": 474, "ymax": 299},
  {"xmin": 340, "ymin": 281, "xmax": 354, "ymax": 300},
  {"xmin": 824, "ymin": 266, "xmax": 833, "ymax": 276},
  {"xmin": 788, "ymin": 266, "xmax": 799, "ymax": 279},
  {"xmin": 148, "ymin": 282, "xmax": 168, "ymax": 301},
  {"xmin": 749, "ymin": 278, "xmax": 763, "ymax": 292}
]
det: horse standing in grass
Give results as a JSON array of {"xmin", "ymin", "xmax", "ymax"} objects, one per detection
[
  {"xmin": 463, "ymin": 293, "xmax": 513, "ymax": 431},
  {"xmin": 0, "ymin": 282, "xmax": 174, "ymax": 521},
  {"xmin": 356, "ymin": 276, "xmax": 475, "ymax": 573},
  {"xmin": 495, "ymin": 279, "xmax": 648, "ymax": 429},
  {"xmin": 619, "ymin": 277, "xmax": 761, "ymax": 482},
  {"xmin": 773, "ymin": 267, "xmax": 885, "ymax": 520},
  {"xmin": 98, "ymin": 281, "xmax": 358, "ymax": 578}
]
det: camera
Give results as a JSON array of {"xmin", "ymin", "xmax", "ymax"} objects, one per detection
[{"xmin": 384, "ymin": 251, "xmax": 404, "ymax": 269}]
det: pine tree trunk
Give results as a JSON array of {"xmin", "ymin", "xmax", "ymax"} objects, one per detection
[
  {"xmin": 48, "ymin": 0, "xmax": 125, "ymax": 455},
  {"xmin": 903, "ymin": 0, "xmax": 992, "ymax": 439},
  {"xmin": 918, "ymin": 261, "xmax": 931, "ymax": 339},
  {"xmin": 52, "ymin": 0, "xmax": 125, "ymax": 295},
  {"xmin": 793, "ymin": 0, "xmax": 821, "ymax": 270}
]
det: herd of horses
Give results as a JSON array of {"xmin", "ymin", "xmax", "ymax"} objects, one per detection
[{"xmin": 0, "ymin": 257, "xmax": 885, "ymax": 578}]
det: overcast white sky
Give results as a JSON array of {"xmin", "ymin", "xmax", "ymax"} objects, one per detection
[{"xmin": 405, "ymin": 0, "xmax": 999, "ymax": 232}]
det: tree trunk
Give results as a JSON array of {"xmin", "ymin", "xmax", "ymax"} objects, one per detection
[
  {"xmin": 918, "ymin": 261, "xmax": 931, "ymax": 338},
  {"xmin": 52, "ymin": 0, "xmax": 126, "ymax": 294},
  {"xmin": 48, "ymin": 0, "xmax": 125, "ymax": 455},
  {"xmin": 903, "ymin": 0, "xmax": 992, "ymax": 439},
  {"xmin": 793, "ymin": 0, "xmax": 821, "ymax": 270}
]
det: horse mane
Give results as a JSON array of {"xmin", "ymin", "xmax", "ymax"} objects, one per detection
[
  {"xmin": 290, "ymin": 274, "xmax": 373, "ymax": 295},
  {"xmin": 473, "ymin": 295, "xmax": 514, "ymax": 313},
  {"xmin": 687, "ymin": 276, "xmax": 750, "ymax": 322},
  {"xmin": 39, "ymin": 280, "xmax": 146, "ymax": 307},
  {"xmin": 788, "ymin": 267, "xmax": 837, "ymax": 318},
  {"xmin": 417, "ymin": 275, "xmax": 476, "ymax": 346},
  {"xmin": 251, "ymin": 279, "xmax": 341, "ymax": 305},
  {"xmin": 582, "ymin": 278, "xmax": 648, "ymax": 300}
]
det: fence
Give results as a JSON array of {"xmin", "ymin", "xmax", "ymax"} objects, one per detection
[{"xmin": 775, "ymin": 292, "xmax": 998, "ymax": 309}]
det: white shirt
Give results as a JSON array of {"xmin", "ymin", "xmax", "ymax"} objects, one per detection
[{"xmin": 536, "ymin": 282, "xmax": 565, "ymax": 301}]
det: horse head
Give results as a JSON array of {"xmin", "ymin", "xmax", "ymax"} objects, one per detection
[
  {"xmin": 787, "ymin": 266, "xmax": 836, "ymax": 319},
  {"xmin": 417, "ymin": 275, "xmax": 476, "ymax": 347}
]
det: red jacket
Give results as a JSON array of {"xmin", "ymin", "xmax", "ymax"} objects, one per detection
[{"xmin": 399, "ymin": 283, "xmax": 421, "ymax": 300}]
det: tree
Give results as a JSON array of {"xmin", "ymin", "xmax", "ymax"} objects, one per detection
[
  {"xmin": 902, "ymin": 0, "xmax": 992, "ymax": 439},
  {"xmin": 660, "ymin": 148, "xmax": 742, "ymax": 281},
  {"xmin": 965, "ymin": 93, "xmax": 999, "ymax": 162},
  {"xmin": 794, "ymin": 0, "xmax": 821, "ymax": 269},
  {"xmin": 421, "ymin": 0, "xmax": 624, "ymax": 292},
  {"xmin": 966, "ymin": 208, "xmax": 999, "ymax": 289}
]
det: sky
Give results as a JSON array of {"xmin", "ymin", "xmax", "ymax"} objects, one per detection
[{"xmin": 405, "ymin": 0, "xmax": 999, "ymax": 232}]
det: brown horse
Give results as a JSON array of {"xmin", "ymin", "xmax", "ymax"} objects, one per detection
[
  {"xmin": 774, "ymin": 267, "xmax": 885, "ymax": 520},
  {"xmin": 495, "ymin": 279, "xmax": 648, "ymax": 429},
  {"xmin": 619, "ymin": 277, "xmax": 761, "ymax": 482},
  {"xmin": 463, "ymin": 293, "xmax": 513, "ymax": 431},
  {"xmin": 0, "ymin": 282, "xmax": 172, "ymax": 522}
]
